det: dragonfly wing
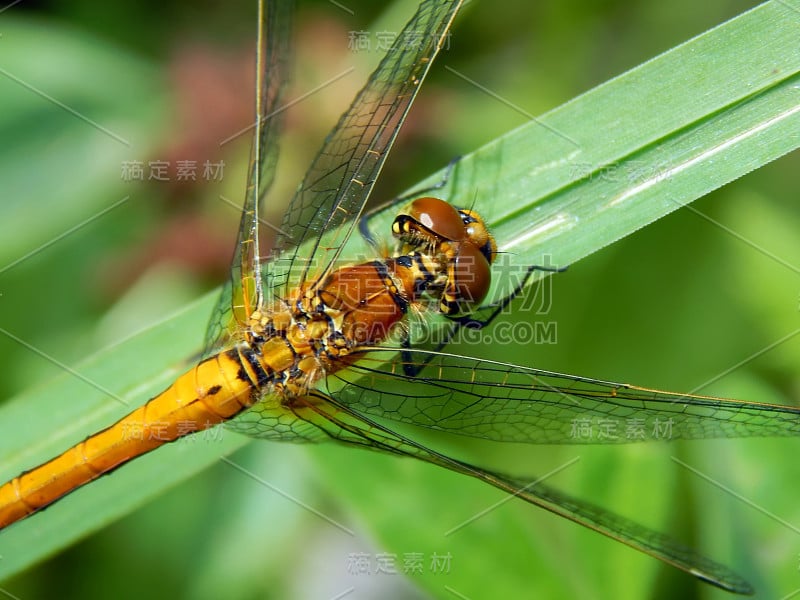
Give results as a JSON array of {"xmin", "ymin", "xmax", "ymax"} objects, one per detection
[
  {"xmin": 265, "ymin": 0, "xmax": 464, "ymax": 298},
  {"xmin": 290, "ymin": 389, "xmax": 753, "ymax": 594},
  {"xmin": 225, "ymin": 390, "xmax": 333, "ymax": 443},
  {"xmin": 462, "ymin": 465, "xmax": 753, "ymax": 594},
  {"xmin": 203, "ymin": 0, "xmax": 293, "ymax": 357},
  {"xmin": 328, "ymin": 348, "xmax": 800, "ymax": 443}
]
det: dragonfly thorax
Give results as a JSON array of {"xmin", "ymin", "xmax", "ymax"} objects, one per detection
[
  {"xmin": 241, "ymin": 199, "xmax": 500, "ymax": 393},
  {"xmin": 308, "ymin": 198, "xmax": 500, "ymax": 349}
]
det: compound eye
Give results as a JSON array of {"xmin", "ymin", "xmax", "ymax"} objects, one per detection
[
  {"xmin": 459, "ymin": 210, "xmax": 497, "ymax": 264},
  {"xmin": 406, "ymin": 197, "xmax": 465, "ymax": 242},
  {"xmin": 443, "ymin": 243, "xmax": 492, "ymax": 314}
]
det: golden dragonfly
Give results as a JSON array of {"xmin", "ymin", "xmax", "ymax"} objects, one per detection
[{"xmin": 1, "ymin": 0, "xmax": 797, "ymax": 594}]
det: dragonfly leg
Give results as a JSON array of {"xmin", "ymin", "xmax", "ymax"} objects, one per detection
[
  {"xmin": 453, "ymin": 263, "xmax": 566, "ymax": 330},
  {"xmin": 399, "ymin": 263, "xmax": 566, "ymax": 376},
  {"xmin": 358, "ymin": 156, "xmax": 462, "ymax": 248}
]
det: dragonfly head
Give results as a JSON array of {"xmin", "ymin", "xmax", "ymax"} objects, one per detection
[{"xmin": 392, "ymin": 197, "xmax": 497, "ymax": 315}]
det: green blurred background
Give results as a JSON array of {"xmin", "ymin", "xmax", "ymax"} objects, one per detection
[{"xmin": 0, "ymin": 0, "xmax": 798, "ymax": 598}]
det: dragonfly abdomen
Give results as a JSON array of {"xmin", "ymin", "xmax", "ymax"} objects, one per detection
[{"xmin": 0, "ymin": 350, "xmax": 258, "ymax": 529}]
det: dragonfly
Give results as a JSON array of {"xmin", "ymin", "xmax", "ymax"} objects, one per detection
[{"xmin": 1, "ymin": 0, "xmax": 798, "ymax": 594}]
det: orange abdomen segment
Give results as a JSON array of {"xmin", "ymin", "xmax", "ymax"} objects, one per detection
[{"xmin": 0, "ymin": 350, "xmax": 254, "ymax": 530}]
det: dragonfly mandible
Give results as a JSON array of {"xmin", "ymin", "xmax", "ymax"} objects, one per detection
[{"xmin": 1, "ymin": 0, "xmax": 798, "ymax": 595}]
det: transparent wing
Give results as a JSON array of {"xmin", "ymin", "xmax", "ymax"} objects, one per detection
[
  {"xmin": 264, "ymin": 0, "xmax": 464, "ymax": 297},
  {"xmin": 228, "ymin": 329, "xmax": 788, "ymax": 593},
  {"xmin": 203, "ymin": 0, "xmax": 293, "ymax": 357},
  {"xmin": 283, "ymin": 389, "xmax": 754, "ymax": 594},
  {"xmin": 326, "ymin": 348, "xmax": 800, "ymax": 443}
]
